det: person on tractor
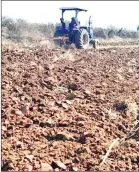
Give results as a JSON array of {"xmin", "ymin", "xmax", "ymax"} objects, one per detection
[
  {"xmin": 60, "ymin": 18, "xmax": 66, "ymax": 28},
  {"xmin": 69, "ymin": 17, "xmax": 77, "ymax": 30},
  {"xmin": 60, "ymin": 18, "xmax": 68, "ymax": 34},
  {"xmin": 69, "ymin": 17, "xmax": 79, "ymax": 42}
]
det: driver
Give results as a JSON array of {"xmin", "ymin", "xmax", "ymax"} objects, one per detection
[
  {"xmin": 68, "ymin": 17, "xmax": 78, "ymax": 42},
  {"xmin": 69, "ymin": 17, "xmax": 77, "ymax": 31}
]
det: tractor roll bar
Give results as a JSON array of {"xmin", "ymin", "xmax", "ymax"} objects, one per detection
[
  {"xmin": 61, "ymin": 9, "xmax": 79, "ymax": 20},
  {"xmin": 60, "ymin": 7, "xmax": 88, "ymax": 20}
]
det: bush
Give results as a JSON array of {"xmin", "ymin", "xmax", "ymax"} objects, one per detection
[
  {"xmin": 94, "ymin": 28, "xmax": 107, "ymax": 39},
  {"xmin": 2, "ymin": 17, "xmax": 55, "ymax": 43}
]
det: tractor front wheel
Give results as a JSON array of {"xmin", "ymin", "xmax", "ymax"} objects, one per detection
[
  {"xmin": 75, "ymin": 29, "xmax": 89, "ymax": 49},
  {"xmin": 89, "ymin": 40, "xmax": 96, "ymax": 49}
]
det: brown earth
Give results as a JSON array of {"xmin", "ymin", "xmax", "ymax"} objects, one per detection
[
  {"xmin": 2, "ymin": 44, "xmax": 139, "ymax": 171},
  {"xmin": 100, "ymin": 39, "xmax": 139, "ymax": 47}
]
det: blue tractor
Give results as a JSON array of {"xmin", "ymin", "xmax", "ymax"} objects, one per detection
[{"xmin": 54, "ymin": 7, "xmax": 96, "ymax": 49}]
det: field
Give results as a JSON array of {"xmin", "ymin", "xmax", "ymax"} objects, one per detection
[{"xmin": 2, "ymin": 41, "xmax": 139, "ymax": 171}]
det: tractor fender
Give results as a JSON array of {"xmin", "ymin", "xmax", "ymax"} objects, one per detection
[{"xmin": 79, "ymin": 26, "xmax": 88, "ymax": 30}]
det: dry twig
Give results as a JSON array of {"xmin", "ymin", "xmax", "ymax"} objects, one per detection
[{"xmin": 99, "ymin": 138, "xmax": 119, "ymax": 167}]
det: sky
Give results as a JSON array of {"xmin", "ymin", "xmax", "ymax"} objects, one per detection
[{"xmin": 2, "ymin": 1, "xmax": 139, "ymax": 30}]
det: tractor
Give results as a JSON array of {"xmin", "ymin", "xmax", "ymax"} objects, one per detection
[{"xmin": 53, "ymin": 7, "xmax": 96, "ymax": 49}]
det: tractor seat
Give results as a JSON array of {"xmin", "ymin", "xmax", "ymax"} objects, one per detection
[
  {"xmin": 62, "ymin": 22, "xmax": 66, "ymax": 28},
  {"xmin": 62, "ymin": 26, "xmax": 69, "ymax": 34}
]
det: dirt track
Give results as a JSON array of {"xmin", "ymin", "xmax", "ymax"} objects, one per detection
[{"xmin": 2, "ymin": 45, "xmax": 139, "ymax": 171}]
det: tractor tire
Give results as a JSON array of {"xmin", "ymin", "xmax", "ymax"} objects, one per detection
[{"xmin": 75, "ymin": 29, "xmax": 89, "ymax": 49}]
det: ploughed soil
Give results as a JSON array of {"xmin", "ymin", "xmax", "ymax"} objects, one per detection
[
  {"xmin": 2, "ymin": 45, "xmax": 139, "ymax": 171},
  {"xmin": 99, "ymin": 39, "xmax": 139, "ymax": 47}
]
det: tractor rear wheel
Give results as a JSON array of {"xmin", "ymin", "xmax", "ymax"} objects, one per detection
[{"xmin": 75, "ymin": 29, "xmax": 89, "ymax": 49}]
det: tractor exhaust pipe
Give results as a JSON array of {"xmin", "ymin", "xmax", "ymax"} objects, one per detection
[{"xmin": 89, "ymin": 16, "xmax": 92, "ymax": 27}]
